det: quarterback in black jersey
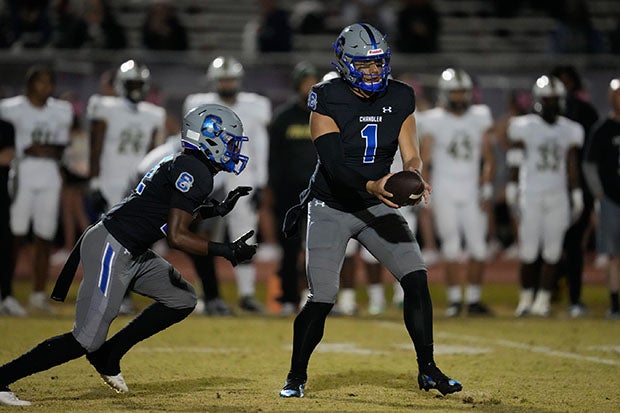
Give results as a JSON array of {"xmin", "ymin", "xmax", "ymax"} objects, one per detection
[
  {"xmin": 279, "ymin": 23, "xmax": 462, "ymax": 399},
  {"xmin": 0, "ymin": 104, "xmax": 257, "ymax": 406}
]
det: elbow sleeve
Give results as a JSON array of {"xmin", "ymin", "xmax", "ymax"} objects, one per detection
[{"xmin": 313, "ymin": 132, "xmax": 368, "ymax": 191}]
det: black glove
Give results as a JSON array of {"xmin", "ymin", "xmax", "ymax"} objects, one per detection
[
  {"xmin": 194, "ymin": 186, "xmax": 253, "ymax": 219},
  {"xmin": 208, "ymin": 230, "xmax": 257, "ymax": 266}
]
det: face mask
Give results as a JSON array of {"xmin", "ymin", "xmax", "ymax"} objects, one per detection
[
  {"xmin": 217, "ymin": 88, "xmax": 238, "ymax": 99},
  {"xmin": 447, "ymin": 100, "xmax": 469, "ymax": 113}
]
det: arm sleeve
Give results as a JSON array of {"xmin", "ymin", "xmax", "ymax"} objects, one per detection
[{"xmin": 314, "ymin": 132, "xmax": 368, "ymax": 191}]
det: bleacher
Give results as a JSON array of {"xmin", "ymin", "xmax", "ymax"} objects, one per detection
[{"xmin": 107, "ymin": 0, "xmax": 618, "ymax": 55}]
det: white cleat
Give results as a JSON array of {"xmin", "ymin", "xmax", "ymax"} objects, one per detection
[
  {"xmin": 0, "ymin": 390, "xmax": 31, "ymax": 406},
  {"xmin": 100, "ymin": 373, "xmax": 129, "ymax": 393},
  {"xmin": 29, "ymin": 291, "xmax": 56, "ymax": 314},
  {"xmin": 2, "ymin": 296, "xmax": 27, "ymax": 317}
]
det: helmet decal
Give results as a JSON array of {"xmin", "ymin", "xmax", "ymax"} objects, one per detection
[{"xmin": 181, "ymin": 104, "xmax": 249, "ymax": 174}]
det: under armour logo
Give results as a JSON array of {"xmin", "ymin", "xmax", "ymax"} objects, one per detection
[
  {"xmin": 314, "ymin": 199, "xmax": 325, "ymax": 207},
  {"xmin": 124, "ymin": 249, "xmax": 131, "ymax": 255},
  {"xmin": 382, "ymin": 106, "xmax": 392, "ymax": 113}
]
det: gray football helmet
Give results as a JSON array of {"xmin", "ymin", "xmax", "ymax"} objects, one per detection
[
  {"xmin": 532, "ymin": 75, "xmax": 566, "ymax": 120},
  {"xmin": 181, "ymin": 104, "xmax": 249, "ymax": 174},
  {"xmin": 332, "ymin": 23, "xmax": 391, "ymax": 92},
  {"xmin": 114, "ymin": 59, "xmax": 150, "ymax": 103},
  {"xmin": 437, "ymin": 68, "xmax": 473, "ymax": 111}
]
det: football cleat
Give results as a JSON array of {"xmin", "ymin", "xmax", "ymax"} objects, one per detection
[
  {"xmin": 0, "ymin": 389, "xmax": 31, "ymax": 406},
  {"xmin": 204, "ymin": 298, "xmax": 234, "ymax": 316},
  {"xmin": 239, "ymin": 296, "xmax": 265, "ymax": 313},
  {"xmin": 445, "ymin": 302, "xmax": 461, "ymax": 318},
  {"xmin": 100, "ymin": 373, "xmax": 129, "ymax": 393},
  {"xmin": 418, "ymin": 363, "xmax": 462, "ymax": 396},
  {"xmin": 279, "ymin": 378, "xmax": 306, "ymax": 398},
  {"xmin": 467, "ymin": 302, "xmax": 493, "ymax": 316}
]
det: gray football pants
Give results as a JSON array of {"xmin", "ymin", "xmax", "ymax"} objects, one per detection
[
  {"xmin": 73, "ymin": 222, "xmax": 196, "ymax": 352},
  {"xmin": 305, "ymin": 199, "xmax": 426, "ymax": 304}
]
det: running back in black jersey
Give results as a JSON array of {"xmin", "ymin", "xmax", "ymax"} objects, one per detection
[
  {"xmin": 103, "ymin": 150, "xmax": 218, "ymax": 254},
  {"xmin": 307, "ymin": 77, "xmax": 416, "ymax": 211}
]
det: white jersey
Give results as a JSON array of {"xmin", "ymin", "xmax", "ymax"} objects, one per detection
[
  {"xmin": 417, "ymin": 105, "xmax": 493, "ymax": 198},
  {"xmin": 183, "ymin": 92, "xmax": 271, "ymax": 189},
  {"xmin": 0, "ymin": 95, "xmax": 72, "ymax": 158},
  {"xmin": 87, "ymin": 95, "xmax": 165, "ymax": 205},
  {"xmin": 507, "ymin": 114, "xmax": 583, "ymax": 195}
]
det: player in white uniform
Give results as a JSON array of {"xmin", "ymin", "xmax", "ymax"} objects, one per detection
[
  {"xmin": 418, "ymin": 68, "xmax": 495, "ymax": 317},
  {"xmin": 507, "ymin": 75, "xmax": 584, "ymax": 317},
  {"xmin": 0, "ymin": 66, "xmax": 73, "ymax": 312},
  {"xmin": 88, "ymin": 60, "xmax": 166, "ymax": 211},
  {"xmin": 183, "ymin": 56, "xmax": 272, "ymax": 312}
]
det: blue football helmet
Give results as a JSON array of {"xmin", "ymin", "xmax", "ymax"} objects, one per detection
[
  {"xmin": 181, "ymin": 104, "xmax": 249, "ymax": 174},
  {"xmin": 332, "ymin": 23, "xmax": 391, "ymax": 92}
]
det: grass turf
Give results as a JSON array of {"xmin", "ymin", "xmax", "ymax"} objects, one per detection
[{"xmin": 0, "ymin": 281, "xmax": 618, "ymax": 412}]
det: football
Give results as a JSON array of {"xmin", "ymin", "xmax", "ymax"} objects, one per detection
[{"xmin": 384, "ymin": 170, "xmax": 425, "ymax": 206}]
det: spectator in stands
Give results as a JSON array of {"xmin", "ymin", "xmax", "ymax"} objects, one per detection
[
  {"xmin": 340, "ymin": 0, "xmax": 396, "ymax": 37},
  {"xmin": 548, "ymin": 0, "xmax": 607, "ymax": 54},
  {"xmin": 609, "ymin": 15, "xmax": 620, "ymax": 54},
  {"xmin": 395, "ymin": 0, "xmax": 440, "ymax": 53},
  {"xmin": 289, "ymin": 1, "xmax": 326, "ymax": 34},
  {"xmin": 55, "ymin": 0, "xmax": 126, "ymax": 50},
  {"xmin": 142, "ymin": 0, "xmax": 187, "ymax": 51},
  {"xmin": 4, "ymin": 0, "xmax": 52, "ymax": 49},
  {"xmin": 256, "ymin": 0, "xmax": 292, "ymax": 52}
]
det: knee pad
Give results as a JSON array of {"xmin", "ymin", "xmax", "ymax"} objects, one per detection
[
  {"xmin": 519, "ymin": 244, "xmax": 538, "ymax": 263},
  {"xmin": 441, "ymin": 238, "xmax": 460, "ymax": 261}
]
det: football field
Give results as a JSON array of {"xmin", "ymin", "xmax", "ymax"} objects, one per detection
[{"xmin": 0, "ymin": 280, "xmax": 619, "ymax": 413}]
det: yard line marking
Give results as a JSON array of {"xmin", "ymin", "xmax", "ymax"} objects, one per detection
[
  {"xmin": 436, "ymin": 332, "xmax": 620, "ymax": 366},
  {"xmin": 394, "ymin": 344, "xmax": 492, "ymax": 355}
]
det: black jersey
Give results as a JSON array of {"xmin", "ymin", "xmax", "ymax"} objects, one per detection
[
  {"xmin": 307, "ymin": 77, "xmax": 416, "ymax": 211},
  {"xmin": 103, "ymin": 150, "xmax": 217, "ymax": 254},
  {"xmin": 585, "ymin": 118, "xmax": 620, "ymax": 204},
  {"xmin": 268, "ymin": 98, "xmax": 317, "ymax": 204}
]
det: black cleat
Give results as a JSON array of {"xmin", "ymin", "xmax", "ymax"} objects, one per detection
[
  {"xmin": 279, "ymin": 377, "xmax": 306, "ymax": 398},
  {"xmin": 239, "ymin": 296, "xmax": 265, "ymax": 313},
  {"xmin": 418, "ymin": 363, "xmax": 462, "ymax": 396},
  {"xmin": 467, "ymin": 302, "xmax": 494, "ymax": 316}
]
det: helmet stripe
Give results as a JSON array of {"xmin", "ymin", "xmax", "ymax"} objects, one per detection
[{"xmin": 359, "ymin": 23, "xmax": 377, "ymax": 49}]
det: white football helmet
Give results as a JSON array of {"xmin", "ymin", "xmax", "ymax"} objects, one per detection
[
  {"xmin": 437, "ymin": 68, "xmax": 473, "ymax": 110},
  {"xmin": 114, "ymin": 59, "xmax": 150, "ymax": 102},
  {"xmin": 207, "ymin": 56, "xmax": 244, "ymax": 81},
  {"xmin": 181, "ymin": 104, "xmax": 249, "ymax": 175},
  {"xmin": 532, "ymin": 75, "xmax": 566, "ymax": 118}
]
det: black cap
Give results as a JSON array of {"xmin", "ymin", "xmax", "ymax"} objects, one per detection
[{"xmin": 292, "ymin": 61, "xmax": 318, "ymax": 90}]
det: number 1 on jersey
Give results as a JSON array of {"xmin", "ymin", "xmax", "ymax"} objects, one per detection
[{"xmin": 361, "ymin": 124, "xmax": 378, "ymax": 164}]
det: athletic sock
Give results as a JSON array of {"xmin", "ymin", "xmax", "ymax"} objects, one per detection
[
  {"xmin": 235, "ymin": 264, "xmax": 255, "ymax": 298},
  {"xmin": 0, "ymin": 332, "xmax": 86, "ymax": 388},
  {"xmin": 400, "ymin": 271, "xmax": 435, "ymax": 367},
  {"xmin": 190, "ymin": 253, "xmax": 220, "ymax": 300},
  {"xmin": 87, "ymin": 303, "xmax": 193, "ymax": 375},
  {"xmin": 288, "ymin": 301, "xmax": 333, "ymax": 380},
  {"xmin": 465, "ymin": 284, "xmax": 482, "ymax": 305},
  {"xmin": 446, "ymin": 285, "xmax": 462, "ymax": 305}
]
